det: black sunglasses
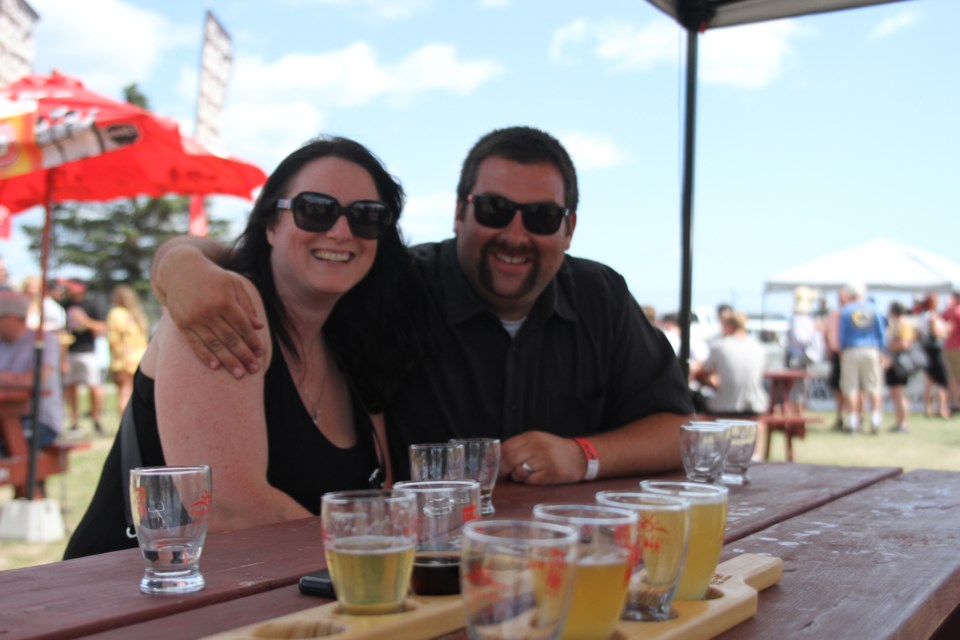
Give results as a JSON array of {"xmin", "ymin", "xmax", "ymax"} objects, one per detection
[
  {"xmin": 467, "ymin": 194, "xmax": 570, "ymax": 236},
  {"xmin": 277, "ymin": 192, "xmax": 394, "ymax": 240}
]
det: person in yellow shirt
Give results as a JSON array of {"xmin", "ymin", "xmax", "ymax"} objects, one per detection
[{"xmin": 106, "ymin": 285, "xmax": 148, "ymax": 413}]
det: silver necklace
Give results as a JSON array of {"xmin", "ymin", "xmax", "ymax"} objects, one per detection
[
  {"xmin": 290, "ymin": 348, "xmax": 329, "ymax": 428},
  {"xmin": 309, "ymin": 366, "xmax": 328, "ymax": 427}
]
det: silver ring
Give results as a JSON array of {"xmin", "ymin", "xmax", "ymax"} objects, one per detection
[{"xmin": 521, "ymin": 462, "xmax": 535, "ymax": 473}]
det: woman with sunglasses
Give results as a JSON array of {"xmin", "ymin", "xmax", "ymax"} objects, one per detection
[{"xmin": 64, "ymin": 136, "xmax": 425, "ymax": 558}]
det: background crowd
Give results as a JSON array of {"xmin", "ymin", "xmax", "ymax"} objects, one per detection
[
  {"xmin": 645, "ymin": 285, "xmax": 960, "ymax": 435},
  {"xmin": 0, "ymin": 254, "xmax": 150, "ymax": 452}
]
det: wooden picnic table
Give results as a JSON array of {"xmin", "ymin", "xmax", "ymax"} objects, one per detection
[{"xmin": 1, "ymin": 463, "xmax": 957, "ymax": 640}]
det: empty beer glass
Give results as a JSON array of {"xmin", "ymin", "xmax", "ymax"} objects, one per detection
[
  {"xmin": 130, "ymin": 465, "xmax": 212, "ymax": 595},
  {"xmin": 450, "ymin": 438, "xmax": 501, "ymax": 516},
  {"xmin": 460, "ymin": 519, "xmax": 578, "ymax": 640},
  {"xmin": 679, "ymin": 422, "xmax": 731, "ymax": 484},
  {"xmin": 717, "ymin": 419, "xmax": 759, "ymax": 485},
  {"xmin": 409, "ymin": 442, "xmax": 466, "ymax": 481}
]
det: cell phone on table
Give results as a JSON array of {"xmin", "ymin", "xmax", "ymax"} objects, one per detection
[{"xmin": 298, "ymin": 568, "xmax": 337, "ymax": 598}]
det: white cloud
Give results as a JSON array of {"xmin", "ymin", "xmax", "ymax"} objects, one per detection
[
  {"xmin": 287, "ymin": 0, "xmax": 433, "ymax": 21},
  {"xmin": 549, "ymin": 20, "xmax": 591, "ymax": 65},
  {"xmin": 231, "ymin": 42, "xmax": 502, "ymax": 108},
  {"xmin": 559, "ymin": 132, "xmax": 628, "ymax": 170},
  {"xmin": 550, "ymin": 16, "xmax": 806, "ymax": 89},
  {"xmin": 550, "ymin": 18, "xmax": 678, "ymax": 70},
  {"xmin": 29, "ymin": 0, "xmax": 193, "ymax": 96},
  {"xmin": 479, "ymin": 0, "xmax": 513, "ymax": 8},
  {"xmin": 400, "ymin": 191, "xmax": 455, "ymax": 244},
  {"xmin": 870, "ymin": 11, "xmax": 917, "ymax": 40},
  {"xmin": 700, "ymin": 20, "xmax": 806, "ymax": 89},
  {"xmin": 220, "ymin": 102, "xmax": 326, "ymax": 173}
]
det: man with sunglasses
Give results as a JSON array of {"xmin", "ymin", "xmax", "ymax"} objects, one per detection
[{"xmin": 150, "ymin": 126, "xmax": 692, "ymax": 485}]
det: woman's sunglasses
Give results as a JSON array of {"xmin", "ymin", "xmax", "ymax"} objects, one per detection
[
  {"xmin": 467, "ymin": 194, "xmax": 570, "ymax": 236},
  {"xmin": 277, "ymin": 192, "xmax": 394, "ymax": 240}
]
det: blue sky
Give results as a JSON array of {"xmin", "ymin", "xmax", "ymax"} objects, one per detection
[{"xmin": 4, "ymin": 0, "xmax": 957, "ymax": 317}]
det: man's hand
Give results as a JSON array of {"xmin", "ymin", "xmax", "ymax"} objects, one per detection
[
  {"xmin": 155, "ymin": 242, "xmax": 264, "ymax": 378},
  {"xmin": 500, "ymin": 431, "xmax": 586, "ymax": 485}
]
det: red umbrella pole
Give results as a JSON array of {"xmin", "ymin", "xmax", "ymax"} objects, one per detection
[{"xmin": 25, "ymin": 170, "xmax": 54, "ymax": 500}]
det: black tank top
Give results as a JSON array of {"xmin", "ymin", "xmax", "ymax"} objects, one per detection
[{"xmin": 64, "ymin": 345, "xmax": 381, "ymax": 559}]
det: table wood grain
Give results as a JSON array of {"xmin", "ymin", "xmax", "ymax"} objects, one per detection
[{"xmin": 713, "ymin": 469, "xmax": 960, "ymax": 639}]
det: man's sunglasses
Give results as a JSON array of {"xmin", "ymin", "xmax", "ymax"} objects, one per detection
[
  {"xmin": 277, "ymin": 192, "xmax": 394, "ymax": 240},
  {"xmin": 467, "ymin": 194, "xmax": 570, "ymax": 236}
]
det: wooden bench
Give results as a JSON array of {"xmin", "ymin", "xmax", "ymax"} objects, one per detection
[
  {"xmin": 694, "ymin": 412, "xmax": 823, "ymax": 462},
  {"xmin": 0, "ymin": 389, "xmax": 88, "ymax": 499}
]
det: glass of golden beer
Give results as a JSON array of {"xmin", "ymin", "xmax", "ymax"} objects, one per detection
[
  {"xmin": 638, "ymin": 481, "xmax": 729, "ymax": 601},
  {"xmin": 595, "ymin": 491, "xmax": 690, "ymax": 622},
  {"xmin": 533, "ymin": 504, "xmax": 638, "ymax": 640},
  {"xmin": 461, "ymin": 519, "xmax": 578, "ymax": 640},
  {"xmin": 392, "ymin": 480, "xmax": 481, "ymax": 596},
  {"xmin": 320, "ymin": 489, "xmax": 417, "ymax": 615}
]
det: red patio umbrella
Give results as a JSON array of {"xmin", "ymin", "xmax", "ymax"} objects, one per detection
[{"xmin": 0, "ymin": 70, "xmax": 267, "ymax": 501}]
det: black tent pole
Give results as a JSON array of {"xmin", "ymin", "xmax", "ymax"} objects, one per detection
[{"xmin": 678, "ymin": 22, "xmax": 699, "ymax": 383}]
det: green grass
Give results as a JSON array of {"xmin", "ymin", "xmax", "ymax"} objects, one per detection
[{"xmin": 1, "ymin": 403, "xmax": 958, "ymax": 571}]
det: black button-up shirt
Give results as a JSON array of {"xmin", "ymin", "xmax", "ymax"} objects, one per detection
[{"xmin": 386, "ymin": 239, "xmax": 692, "ymax": 479}]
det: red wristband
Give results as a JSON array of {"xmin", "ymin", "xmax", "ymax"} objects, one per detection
[{"xmin": 574, "ymin": 437, "xmax": 600, "ymax": 481}]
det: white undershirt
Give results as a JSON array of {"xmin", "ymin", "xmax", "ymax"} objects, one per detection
[{"xmin": 501, "ymin": 317, "xmax": 527, "ymax": 339}]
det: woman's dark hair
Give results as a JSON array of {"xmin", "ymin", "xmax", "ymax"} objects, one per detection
[{"xmin": 225, "ymin": 135, "xmax": 424, "ymax": 411}]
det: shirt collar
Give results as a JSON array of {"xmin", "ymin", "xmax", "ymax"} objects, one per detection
[{"xmin": 437, "ymin": 238, "xmax": 577, "ymax": 326}]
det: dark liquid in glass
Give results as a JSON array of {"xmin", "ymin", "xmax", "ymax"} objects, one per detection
[{"xmin": 410, "ymin": 552, "xmax": 461, "ymax": 595}]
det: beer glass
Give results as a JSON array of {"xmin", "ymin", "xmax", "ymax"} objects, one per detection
[
  {"xmin": 533, "ymin": 504, "xmax": 638, "ymax": 639},
  {"xmin": 129, "ymin": 465, "xmax": 212, "ymax": 595},
  {"xmin": 450, "ymin": 438, "xmax": 501, "ymax": 516},
  {"xmin": 321, "ymin": 489, "xmax": 417, "ymax": 615},
  {"xmin": 392, "ymin": 480, "xmax": 480, "ymax": 596},
  {"xmin": 679, "ymin": 422, "xmax": 731, "ymax": 484},
  {"xmin": 717, "ymin": 419, "xmax": 759, "ymax": 485},
  {"xmin": 461, "ymin": 519, "xmax": 578, "ymax": 640},
  {"xmin": 409, "ymin": 442, "xmax": 466, "ymax": 481},
  {"xmin": 639, "ymin": 481, "xmax": 728, "ymax": 601},
  {"xmin": 595, "ymin": 491, "xmax": 690, "ymax": 622}
]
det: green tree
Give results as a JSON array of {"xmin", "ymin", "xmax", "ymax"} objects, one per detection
[{"xmin": 23, "ymin": 197, "xmax": 230, "ymax": 300}]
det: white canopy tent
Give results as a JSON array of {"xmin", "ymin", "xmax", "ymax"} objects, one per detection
[{"xmin": 764, "ymin": 238, "xmax": 960, "ymax": 295}]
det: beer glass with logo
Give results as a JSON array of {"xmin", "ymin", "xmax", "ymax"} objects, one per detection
[
  {"xmin": 450, "ymin": 438, "xmax": 501, "ymax": 516},
  {"xmin": 639, "ymin": 481, "xmax": 728, "ymax": 600},
  {"xmin": 393, "ymin": 480, "xmax": 481, "ymax": 596},
  {"xmin": 321, "ymin": 489, "xmax": 417, "ymax": 615},
  {"xmin": 409, "ymin": 442, "xmax": 466, "ymax": 481},
  {"xmin": 533, "ymin": 504, "xmax": 638, "ymax": 639},
  {"xmin": 717, "ymin": 419, "xmax": 759, "ymax": 485},
  {"xmin": 679, "ymin": 422, "xmax": 731, "ymax": 484},
  {"xmin": 595, "ymin": 491, "xmax": 690, "ymax": 622},
  {"xmin": 130, "ymin": 465, "xmax": 212, "ymax": 595},
  {"xmin": 460, "ymin": 519, "xmax": 578, "ymax": 640}
]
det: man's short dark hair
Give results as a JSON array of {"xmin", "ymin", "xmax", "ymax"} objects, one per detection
[{"xmin": 456, "ymin": 126, "xmax": 579, "ymax": 217}]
